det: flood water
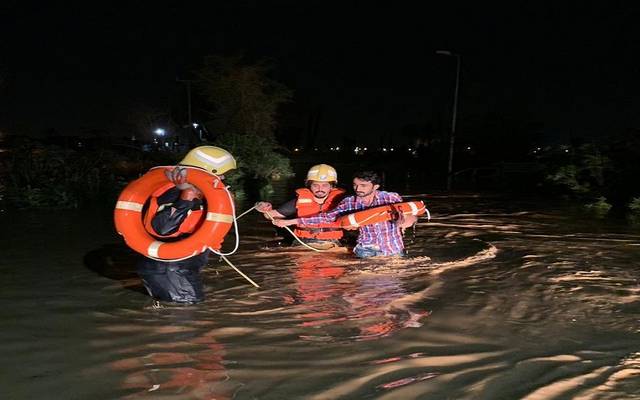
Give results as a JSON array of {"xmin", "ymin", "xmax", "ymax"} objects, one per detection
[{"xmin": 1, "ymin": 192, "xmax": 640, "ymax": 399}]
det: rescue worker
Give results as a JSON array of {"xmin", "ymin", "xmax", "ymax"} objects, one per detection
[
  {"xmin": 137, "ymin": 146, "xmax": 237, "ymax": 304},
  {"xmin": 273, "ymin": 170, "xmax": 417, "ymax": 258},
  {"xmin": 255, "ymin": 164, "xmax": 346, "ymax": 249}
]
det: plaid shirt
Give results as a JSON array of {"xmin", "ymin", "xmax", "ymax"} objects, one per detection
[{"xmin": 299, "ymin": 191, "xmax": 405, "ymax": 255}]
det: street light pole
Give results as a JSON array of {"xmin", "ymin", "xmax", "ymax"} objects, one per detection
[
  {"xmin": 176, "ymin": 78, "xmax": 193, "ymax": 126},
  {"xmin": 436, "ymin": 50, "xmax": 461, "ymax": 191}
]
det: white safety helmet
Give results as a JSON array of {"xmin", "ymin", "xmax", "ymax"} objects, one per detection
[
  {"xmin": 179, "ymin": 146, "xmax": 237, "ymax": 175},
  {"xmin": 306, "ymin": 164, "xmax": 337, "ymax": 183}
]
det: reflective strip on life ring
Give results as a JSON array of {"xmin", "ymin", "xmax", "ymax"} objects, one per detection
[
  {"xmin": 114, "ymin": 166, "xmax": 234, "ymax": 261},
  {"xmin": 336, "ymin": 200, "xmax": 426, "ymax": 228}
]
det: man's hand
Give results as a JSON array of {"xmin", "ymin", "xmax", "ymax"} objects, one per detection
[
  {"xmin": 273, "ymin": 218, "xmax": 298, "ymax": 228},
  {"xmin": 165, "ymin": 167, "xmax": 202, "ymax": 200},
  {"xmin": 255, "ymin": 202, "xmax": 273, "ymax": 212},
  {"xmin": 165, "ymin": 167, "xmax": 194, "ymax": 190},
  {"xmin": 394, "ymin": 212, "xmax": 417, "ymax": 233}
]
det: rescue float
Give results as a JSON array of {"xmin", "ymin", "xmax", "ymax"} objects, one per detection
[
  {"xmin": 114, "ymin": 166, "xmax": 234, "ymax": 261},
  {"xmin": 337, "ymin": 200, "xmax": 427, "ymax": 228}
]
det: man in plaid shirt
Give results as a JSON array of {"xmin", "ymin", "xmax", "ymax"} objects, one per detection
[{"xmin": 274, "ymin": 171, "xmax": 417, "ymax": 257}]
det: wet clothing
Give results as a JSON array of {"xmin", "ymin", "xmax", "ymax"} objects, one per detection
[
  {"xmin": 299, "ymin": 191, "xmax": 406, "ymax": 257},
  {"xmin": 137, "ymin": 187, "xmax": 209, "ymax": 303},
  {"xmin": 353, "ymin": 244, "xmax": 404, "ymax": 258},
  {"xmin": 143, "ymin": 184, "xmax": 204, "ymax": 238}
]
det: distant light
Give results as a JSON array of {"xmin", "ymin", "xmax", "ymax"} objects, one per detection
[
  {"xmin": 382, "ymin": 147, "xmax": 387, "ymax": 152},
  {"xmin": 390, "ymin": 147, "xmax": 394, "ymax": 151},
  {"xmin": 466, "ymin": 146, "xmax": 471, "ymax": 150},
  {"xmin": 363, "ymin": 147, "xmax": 368, "ymax": 151},
  {"xmin": 565, "ymin": 149, "xmax": 569, "ymax": 153},
  {"xmin": 330, "ymin": 147, "xmax": 335, "ymax": 151},
  {"xmin": 537, "ymin": 147, "xmax": 541, "ymax": 151},
  {"xmin": 154, "ymin": 128, "xmax": 166, "ymax": 136},
  {"xmin": 164, "ymin": 142, "xmax": 169, "ymax": 147},
  {"xmin": 408, "ymin": 147, "xmax": 413, "ymax": 151},
  {"xmin": 192, "ymin": 123, "xmax": 199, "ymax": 128},
  {"xmin": 294, "ymin": 148, "xmax": 299, "ymax": 152},
  {"xmin": 314, "ymin": 148, "xmax": 318, "ymax": 151},
  {"xmin": 336, "ymin": 146, "xmax": 340, "ymax": 151}
]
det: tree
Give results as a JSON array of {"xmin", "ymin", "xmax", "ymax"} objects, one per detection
[
  {"xmin": 194, "ymin": 55, "xmax": 294, "ymax": 200},
  {"xmin": 196, "ymin": 55, "xmax": 292, "ymax": 138}
]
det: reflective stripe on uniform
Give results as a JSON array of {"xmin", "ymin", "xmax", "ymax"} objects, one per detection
[
  {"xmin": 148, "ymin": 241, "xmax": 163, "ymax": 258},
  {"xmin": 206, "ymin": 212, "xmax": 234, "ymax": 223},
  {"xmin": 297, "ymin": 198, "xmax": 313, "ymax": 204},
  {"xmin": 116, "ymin": 201, "xmax": 144, "ymax": 212}
]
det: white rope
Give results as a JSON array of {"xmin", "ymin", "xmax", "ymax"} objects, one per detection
[
  {"xmin": 220, "ymin": 255, "xmax": 260, "ymax": 288},
  {"xmin": 209, "ymin": 185, "xmax": 240, "ymax": 256},
  {"xmin": 263, "ymin": 211, "xmax": 333, "ymax": 252},
  {"xmin": 235, "ymin": 206, "xmax": 256, "ymax": 220}
]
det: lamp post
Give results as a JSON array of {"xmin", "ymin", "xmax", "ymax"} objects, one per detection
[
  {"xmin": 176, "ymin": 78, "xmax": 194, "ymax": 126},
  {"xmin": 436, "ymin": 50, "xmax": 461, "ymax": 191}
]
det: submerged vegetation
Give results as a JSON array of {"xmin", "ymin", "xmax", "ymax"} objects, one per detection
[
  {"xmin": 541, "ymin": 135, "xmax": 640, "ymax": 219},
  {"xmin": 0, "ymin": 136, "xmax": 291, "ymax": 209},
  {"xmin": 1, "ymin": 140, "xmax": 146, "ymax": 209}
]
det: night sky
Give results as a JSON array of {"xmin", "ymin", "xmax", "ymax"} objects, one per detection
[{"xmin": 2, "ymin": 1, "xmax": 640, "ymax": 147}]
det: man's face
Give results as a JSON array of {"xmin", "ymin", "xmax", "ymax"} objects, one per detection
[
  {"xmin": 353, "ymin": 178, "xmax": 379, "ymax": 197},
  {"xmin": 309, "ymin": 181, "xmax": 332, "ymax": 199}
]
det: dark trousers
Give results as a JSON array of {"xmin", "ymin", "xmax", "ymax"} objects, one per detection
[{"xmin": 137, "ymin": 252, "xmax": 209, "ymax": 303}]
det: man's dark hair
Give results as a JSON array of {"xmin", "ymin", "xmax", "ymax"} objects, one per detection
[{"xmin": 353, "ymin": 170, "xmax": 381, "ymax": 185}]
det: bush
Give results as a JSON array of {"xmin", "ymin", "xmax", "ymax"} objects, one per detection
[
  {"xmin": 209, "ymin": 133, "xmax": 293, "ymax": 200},
  {"xmin": 628, "ymin": 197, "xmax": 640, "ymax": 224},
  {"xmin": 584, "ymin": 196, "xmax": 612, "ymax": 218},
  {"xmin": 1, "ymin": 140, "xmax": 132, "ymax": 209}
]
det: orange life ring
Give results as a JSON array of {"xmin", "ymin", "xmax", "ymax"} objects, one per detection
[
  {"xmin": 114, "ymin": 166, "xmax": 234, "ymax": 261},
  {"xmin": 336, "ymin": 200, "xmax": 426, "ymax": 228}
]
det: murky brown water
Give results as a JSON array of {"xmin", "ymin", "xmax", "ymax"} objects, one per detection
[{"xmin": 1, "ymin": 193, "xmax": 639, "ymax": 399}]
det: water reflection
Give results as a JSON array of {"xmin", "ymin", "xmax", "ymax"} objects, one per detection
[
  {"xmin": 101, "ymin": 314, "xmax": 236, "ymax": 399},
  {"xmin": 3, "ymin": 195, "xmax": 640, "ymax": 398},
  {"xmin": 277, "ymin": 251, "xmax": 433, "ymax": 341}
]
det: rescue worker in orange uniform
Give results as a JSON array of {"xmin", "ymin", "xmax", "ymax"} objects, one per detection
[
  {"xmin": 255, "ymin": 164, "xmax": 346, "ymax": 249},
  {"xmin": 137, "ymin": 146, "xmax": 237, "ymax": 304}
]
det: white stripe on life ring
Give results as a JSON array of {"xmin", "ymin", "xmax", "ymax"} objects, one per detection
[
  {"xmin": 147, "ymin": 241, "xmax": 163, "ymax": 258},
  {"xmin": 206, "ymin": 212, "xmax": 234, "ymax": 223},
  {"xmin": 348, "ymin": 214, "xmax": 358, "ymax": 227},
  {"xmin": 116, "ymin": 201, "xmax": 144, "ymax": 212},
  {"xmin": 408, "ymin": 202, "xmax": 419, "ymax": 215}
]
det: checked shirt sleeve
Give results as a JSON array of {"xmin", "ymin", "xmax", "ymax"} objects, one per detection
[{"xmin": 298, "ymin": 197, "xmax": 353, "ymax": 226}]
